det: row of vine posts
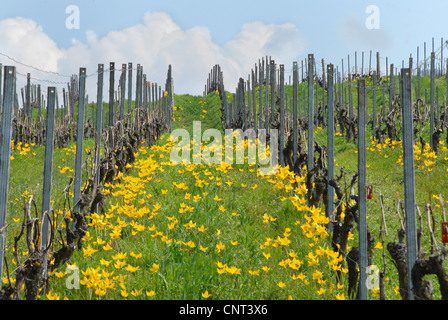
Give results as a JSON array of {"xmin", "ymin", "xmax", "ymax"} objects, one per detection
[
  {"xmin": 204, "ymin": 39, "xmax": 448, "ymax": 300},
  {"xmin": 0, "ymin": 61, "xmax": 174, "ymax": 299}
]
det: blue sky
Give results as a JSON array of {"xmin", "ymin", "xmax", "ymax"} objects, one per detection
[{"xmin": 0, "ymin": 0, "xmax": 447, "ymax": 96}]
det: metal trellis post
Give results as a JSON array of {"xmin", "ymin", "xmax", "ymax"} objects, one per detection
[
  {"xmin": 401, "ymin": 68, "xmax": 417, "ymax": 300},
  {"xmin": 0, "ymin": 66, "xmax": 16, "ymax": 290},
  {"xmin": 327, "ymin": 64, "xmax": 335, "ymax": 232},
  {"xmin": 307, "ymin": 54, "xmax": 314, "ymax": 172},
  {"xmin": 357, "ymin": 78, "xmax": 368, "ymax": 300}
]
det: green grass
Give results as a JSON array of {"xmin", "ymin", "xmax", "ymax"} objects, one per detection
[
  {"xmin": 3, "ymin": 75, "xmax": 448, "ymax": 300},
  {"xmin": 29, "ymin": 93, "xmax": 336, "ymax": 300}
]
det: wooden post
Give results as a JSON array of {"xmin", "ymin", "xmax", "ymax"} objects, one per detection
[
  {"xmin": 73, "ymin": 68, "xmax": 87, "ymax": 217},
  {"xmin": 357, "ymin": 78, "xmax": 368, "ymax": 300},
  {"xmin": 0, "ymin": 66, "xmax": 16, "ymax": 289},
  {"xmin": 41, "ymin": 86, "xmax": 56, "ymax": 250},
  {"xmin": 401, "ymin": 68, "xmax": 417, "ymax": 300}
]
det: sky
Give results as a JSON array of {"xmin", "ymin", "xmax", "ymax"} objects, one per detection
[{"xmin": 0, "ymin": 0, "xmax": 447, "ymax": 102}]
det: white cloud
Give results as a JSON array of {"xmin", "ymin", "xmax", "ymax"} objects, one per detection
[
  {"xmin": 223, "ymin": 22, "xmax": 308, "ymax": 72},
  {"xmin": 0, "ymin": 17, "xmax": 70, "ymax": 107},
  {"xmin": 340, "ymin": 16, "xmax": 392, "ymax": 50},
  {"xmin": 0, "ymin": 12, "xmax": 309, "ymax": 102},
  {"xmin": 0, "ymin": 17, "xmax": 66, "ymax": 72}
]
